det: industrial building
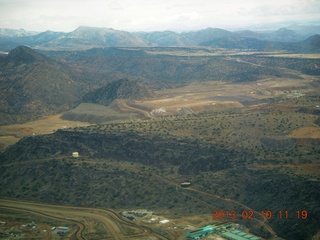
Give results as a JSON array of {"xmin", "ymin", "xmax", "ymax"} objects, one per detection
[
  {"xmin": 180, "ymin": 182, "xmax": 191, "ymax": 187},
  {"xmin": 186, "ymin": 223, "xmax": 261, "ymax": 240},
  {"xmin": 221, "ymin": 229, "xmax": 260, "ymax": 240},
  {"xmin": 72, "ymin": 152, "xmax": 79, "ymax": 158},
  {"xmin": 187, "ymin": 225, "xmax": 215, "ymax": 239},
  {"xmin": 186, "ymin": 222, "xmax": 232, "ymax": 239}
]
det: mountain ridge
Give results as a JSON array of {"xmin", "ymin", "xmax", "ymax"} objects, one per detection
[
  {"xmin": 0, "ymin": 46, "xmax": 84, "ymax": 124},
  {"xmin": 0, "ymin": 43, "xmax": 318, "ymax": 125},
  {"xmin": 201, "ymin": 34, "xmax": 320, "ymax": 52},
  {"xmin": 5, "ymin": 45, "xmax": 49, "ymax": 64},
  {"xmin": 1, "ymin": 25, "xmax": 319, "ymax": 51},
  {"xmin": 83, "ymin": 78, "xmax": 153, "ymax": 106}
]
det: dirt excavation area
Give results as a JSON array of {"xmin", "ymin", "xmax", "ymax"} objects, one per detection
[
  {"xmin": 0, "ymin": 199, "xmax": 172, "ymax": 240},
  {"xmin": 1, "ymin": 76, "xmax": 317, "ymax": 151},
  {"xmin": 132, "ymin": 76, "xmax": 316, "ymax": 116},
  {"xmin": 1, "ymin": 198, "xmax": 264, "ymax": 240},
  {"xmin": 0, "ymin": 199, "xmax": 228, "ymax": 240},
  {"xmin": 288, "ymin": 126, "xmax": 320, "ymax": 138}
]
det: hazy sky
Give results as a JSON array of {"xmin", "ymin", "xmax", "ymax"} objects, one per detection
[{"xmin": 1, "ymin": 0, "xmax": 320, "ymax": 32}]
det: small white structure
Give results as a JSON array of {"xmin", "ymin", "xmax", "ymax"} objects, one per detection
[
  {"xmin": 180, "ymin": 182, "xmax": 191, "ymax": 187},
  {"xmin": 72, "ymin": 152, "xmax": 79, "ymax": 158},
  {"xmin": 58, "ymin": 227, "xmax": 69, "ymax": 231},
  {"xmin": 159, "ymin": 219, "xmax": 170, "ymax": 224},
  {"xmin": 150, "ymin": 108, "xmax": 167, "ymax": 116}
]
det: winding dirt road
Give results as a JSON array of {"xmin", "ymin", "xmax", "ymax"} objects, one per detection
[
  {"xmin": 0, "ymin": 198, "xmax": 173, "ymax": 240},
  {"xmin": 153, "ymin": 174, "xmax": 279, "ymax": 239}
]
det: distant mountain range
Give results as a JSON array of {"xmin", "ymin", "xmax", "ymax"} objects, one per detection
[
  {"xmin": 0, "ymin": 25, "xmax": 320, "ymax": 51},
  {"xmin": 201, "ymin": 34, "xmax": 320, "ymax": 53}
]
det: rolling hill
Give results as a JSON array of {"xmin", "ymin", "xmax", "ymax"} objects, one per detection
[
  {"xmin": 296, "ymin": 34, "xmax": 320, "ymax": 53},
  {"xmin": 1, "ymin": 105, "xmax": 319, "ymax": 239},
  {"xmin": 0, "ymin": 40, "xmax": 320, "ymax": 240},
  {"xmin": 182, "ymin": 27, "xmax": 234, "ymax": 45},
  {"xmin": 262, "ymin": 28, "xmax": 304, "ymax": 42},
  {"xmin": 44, "ymin": 26, "xmax": 149, "ymax": 49},
  {"xmin": 0, "ymin": 46, "xmax": 85, "ymax": 124},
  {"xmin": 201, "ymin": 34, "xmax": 320, "ymax": 53},
  {"xmin": 42, "ymin": 46, "xmax": 304, "ymax": 91},
  {"xmin": 137, "ymin": 30, "xmax": 187, "ymax": 46},
  {"xmin": 200, "ymin": 37, "xmax": 276, "ymax": 50},
  {"xmin": 1, "ymin": 44, "xmax": 317, "ymax": 125},
  {"xmin": 82, "ymin": 78, "xmax": 153, "ymax": 106},
  {"xmin": 1, "ymin": 21, "xmax": 320, "ymax": 240}
]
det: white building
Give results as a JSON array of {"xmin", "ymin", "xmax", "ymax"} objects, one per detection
[{"xmin": 72, "ymin": 152, "xmax": 79, "ymax": 158}]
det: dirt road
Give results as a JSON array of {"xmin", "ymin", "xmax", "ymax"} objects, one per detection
[
  {"xmin": 153, "ymin": 174, "xmax": 279, "ymax": 239},
  {"xmin": 0, "ymin": 198, "xmax": 172, "ymax": 240},
  {"xmin": 116, "ymin": 100, "xmax": 152, "ymax": 118}
]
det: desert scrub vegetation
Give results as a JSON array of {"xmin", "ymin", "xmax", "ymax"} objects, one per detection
[{"xmin": 1, "ymin": 105, "xmax": 319, "ymax": 239}]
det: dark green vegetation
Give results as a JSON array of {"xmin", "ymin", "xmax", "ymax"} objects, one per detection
[
  {"xmin": 1, "ymin": 95, "xmax": 320, "ymax": 239},
  {"xmin": 0, "ymin": 46, "xmax": 86, "ymax": 124},
  {"xmin": 57, "ymin": 47, "xmax": 301, "ymax": 86},
  {"xmin": 240, "ymin": 55, "xmax": 320, "ymax": 76}
]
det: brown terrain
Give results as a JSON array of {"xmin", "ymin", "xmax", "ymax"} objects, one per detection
[
  {"xmin": 0, "ymin": 114, "xmax": 91, "ymax": 151},
  {"xmin": 0, "ymin": 50, "xmax": 319, "ymax": 240},
  {"xmin": 0, "ymin": 198, "xmax": 175, "ymax": 239}
]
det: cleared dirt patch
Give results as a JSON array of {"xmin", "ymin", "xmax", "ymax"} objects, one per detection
[
  {"xmin": 288, "ymin": 126, "xmax": 320, "ymax": 138},
  {"xmin": 0, "ymin": 199, "xmax": 178, "ymax": 240},
  {"xmin": 263, "ymin": 54, "xmax": 320, "ymax": 59},
  {"xmin": 254, "ymin": 163, "xmax": 320, "ymax": 178},
  {"xmin": 132, "ymin": 77, "xmax": 316, "ymax": 115},
  {"xmin": 0, "ymin": 114, "xmax": 91, "ymax": 151}
]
